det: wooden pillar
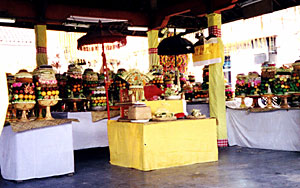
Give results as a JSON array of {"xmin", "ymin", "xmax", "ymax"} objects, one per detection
[
  {"xmin": 147, "ymin": 30, "xmax": 159, "ymax": 70},
  {"xmin": 207, "ymin": 13, "xmax": 227, "ymax": 147},
  {"xmin": 34, "ymin": 25, "xmax": 48, "ymax": 66}
]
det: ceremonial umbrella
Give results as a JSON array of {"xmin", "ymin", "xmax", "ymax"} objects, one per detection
[
  {"xmin": 157, "ymin": 34, "xmax": 194, "ymax": 90},
  {"xmin": 78, "ymin": 23, "xmax": 127, "ymax": 119}
]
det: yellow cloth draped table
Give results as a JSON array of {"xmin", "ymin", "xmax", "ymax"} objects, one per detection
[
  {"xmin": 107, "ymin": 119, "xmax": 218, "ymax": 171},
  {"xmin": 144, "ymin": 100, "xmax": 185, "ymax": 115}
]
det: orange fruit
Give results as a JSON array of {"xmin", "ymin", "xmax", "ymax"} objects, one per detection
[
  {"xmin": 19, "ymin": 94, "xmax": 24, "ymax": 99},
  {"xmin": 47, "ymin": 91, "xmax": 52, "ymax": 96},
  {"xmin": 41, "ymin": 91, "xmax": 46, "ymax": 96},
  {"xmin": 51, "ymin": 90, "xmax": 56, "ymax": 95}
]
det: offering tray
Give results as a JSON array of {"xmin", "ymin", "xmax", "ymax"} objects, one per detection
[
  {"xmin": 14, "ymin": 102, "xmax": 36, "ymax": 122},
  {"xmin": 152, "ymin": 117, "xmax": 177, "ymax": 121},
  {"xmin": 165, "ymin": 95, "xmax": 181, "ymax": 100},
  {"xmin": 186, "ymin": 115, "xmax": 206, "ymax": 119},
  {"xmin": 38, "ymin": 99, "xmax": 60, "ymax": 120}
]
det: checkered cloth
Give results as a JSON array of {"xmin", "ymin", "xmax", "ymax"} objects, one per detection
[
  {"xmin": 37, "ymin": 46, "xmax": 47, "ymax": 54},
  {"xmin": 217, "ymin": 139, "xmax": 228, "ymax": 147},
  {"xmin": 208, "ymin": 26, "xmax": 221, "ymax": 38},
  {"xmin": 148, "ymin": 48, "xmax": 158, "ymax": 54}
]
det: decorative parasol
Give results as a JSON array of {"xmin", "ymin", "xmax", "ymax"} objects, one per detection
[
  {"xmin": 157, "ymin": 33, "xmax": 194, "ymax": 90},
  {"xmin": 77, "ymin": 23, "xmax": 127, "ymax": 119}
]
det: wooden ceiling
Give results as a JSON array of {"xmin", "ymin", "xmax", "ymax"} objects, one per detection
[{"xmin": 0, "ymin": 0, "xmax": 299, "ymax": 35}]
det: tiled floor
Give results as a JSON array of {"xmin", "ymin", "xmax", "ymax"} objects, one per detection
[{"xmin": 1, "ymin": 146, "xmax": 300, "ymax": 188}]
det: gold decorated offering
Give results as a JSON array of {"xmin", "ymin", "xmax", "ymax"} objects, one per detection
[
  {"xmin": 38, "ymin": 99, "xmax": 60, "ymax": 120},
  {"xmin": 120, "ymin": 70, "xmax": 153, "ymax": 102},
  {"xmin": 34, "ymin": 65, "xmax": 61, "ymax": 120},
  {"xmin": 14, "ymin": 102, "xmax": 35, "ymax": 122},
  {"xmin": 12, "ymin": 70, "xmax": 36, "ymax": 122}
]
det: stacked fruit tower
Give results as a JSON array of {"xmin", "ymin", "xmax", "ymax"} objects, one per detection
[
  {"xmin": 67, "ymin": 66, "xmax": 85, "ymax": 99},
  {"xmin": 34, "ymin": 65, "xmax": 61, "ymax": 120},
  {"xmin": 12, "ymin": 70, "xmax": 36, "ymax": 103},
  {"xmin": 225, "ymin": 85, "xmax": 234, "ymax": 100},
  {"xmin": 272, "ymin": 66, "xmax": 292, "ymax": 95},
  {"xmin": 152, "ymin": 74, "xmax": 164, "ymax": 89},
  {"xmin": 290, "ymin": 60, "xmax": 300, "ymax": 93},
  {"xmin": 83, "ymin": 69, "xmax": 100, "ymax": 97},
  {"xmin": 90, "ymin": 86, "xmax": 107, "ymax": 110},
  {"xmin": 192, "ymin": 82, "xmax": 209, "ymax": 101},
  {"xmin": 246, "ymin": 72, "xmax": 261, "ymax": 108},
  {"xmin": 12, "ymin": 70, "xmax": 36, "ymax": 121},
  {"xmin": 83, "ymin": 69, "xmax": 107, "ymax": 110},
  {"xmin": 246, "ymin": 72, "xmax": 261, "ymax": 96},
  {"xmin": 202, "ymin": 65, "xmax": 209, "ymax": 90},
  {"xmin": 234, "ymin": 74, "xmax": 248, "ymax": 97},
  {"xmin": 150, "ymin": 65, "xmax": 164, "ymax": 90},
  {"xmin": 35, "ymin": 66, "xmax": 60, "ymax": 100},
  {"xmin": 56, "ymin": 73, "xmax": 68, "ymax": 99},
  {"xmin": 260, "ymin": 62, "xmax": 276, "ymax": 94}
]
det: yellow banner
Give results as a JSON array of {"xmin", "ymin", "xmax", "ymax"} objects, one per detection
[{"xmin": 193, "ymin": 41, "xmax": 222, "ymax": 66}]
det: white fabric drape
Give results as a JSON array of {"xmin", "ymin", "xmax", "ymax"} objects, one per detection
[
  {"xmin": 68, "ymin": 112, "xmax": 118, "ymax": 150},
  {"xmin": 0, "ymin": 123, "xmax": 74, "ymax": 180},
  {"xmin": 227, "ymin": 108, "xmax": 300, "ymax": 151}
]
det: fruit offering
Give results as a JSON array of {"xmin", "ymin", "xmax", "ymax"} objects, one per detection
[
  {"xmin": 151, "ymin": 74, "xmax": 164, "ymax": 89},
  {"xmin": 260, "ymin": 61, "xmax": 276, "ymax": 94},
  {"xmin": 56, "ymin": 73, "xmax": 68, "ymax": 99},
  {"xmin": 246, "ymin": 72, "xmax": 261, "ymax": 96},
  {"xmin": 272, "ymin": 65, "xmax": 292, "ymax": 95},
  {"xmin": 202, "ymin": 65, "xmax": 209, "ymax": 90},
  {"xmin": 290, "ymin": 60, "xmax": 300, "ymax": 92},
  {"xmin": 12, "ymin": 70, "xmax": 36, "ymax": 103},
  {"xmin": 150, "ymin": 65, "xmax": 164, "ymax": 89},
  {"xmin": 90, "ymin": 86, "xmax": 107, "ymax": 110},
  {"xmin": 6, "ymin": 73, "xmax": 15, "ymax": 103},
  {"xmin": 192, "ymin": 82, "xmax": 208, "ymax": 100},
  {"xmin": 225, "ymin": 85, "xmax": 234, "ymax": 100},
  {"xmin": 235, "ymin": 74, "xmax": 248, "ymax": 96},
  {"xmin": 67, "ymin": 66, "xmax": 85, "ymax": 98},
  {"xmin": 83, "ymin": 69, "xmax": 101, "ymax": 97},
  {"xmin": 34, "ymin": 65, "xmax": 59, "ymax": 100}
]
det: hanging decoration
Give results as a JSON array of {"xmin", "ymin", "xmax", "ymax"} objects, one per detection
[
  {"xmin": 159, "ymin": 55, "xmax": 188, "ymax": 73},
  {"xmin": 193, "ymin": 37, "xmax": 222, "ymax": 66}
]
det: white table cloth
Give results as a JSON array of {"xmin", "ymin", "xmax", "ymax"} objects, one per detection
[
  {"xmin": 227, "ymin": 108, "xmax": 300, "ymax": 151},
  {"xmin": 67, "ymin": 112, "xmax": 118, "ymax": 150},
  {"xmin": 0, "ymin": 123, "xmax": 74, "ymax": 181}
]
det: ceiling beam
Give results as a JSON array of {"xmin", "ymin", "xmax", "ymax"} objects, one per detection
[
  {"xmin": 151, "ymin": 0, "xmax": 237, "ymax": 29},
  {"xmin": 0, "ymin": 0, "xmax": 149, "ymax": 27}
]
